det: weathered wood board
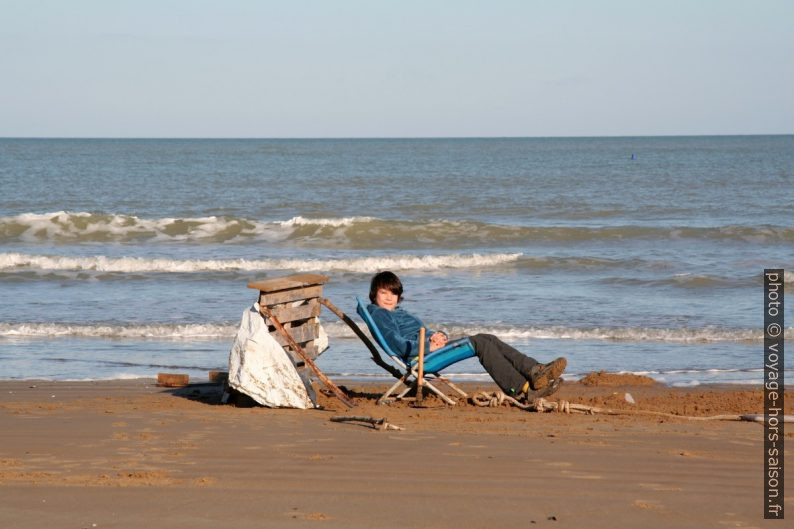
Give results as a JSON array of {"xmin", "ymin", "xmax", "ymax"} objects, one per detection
[{"xmin": 248, "ymin": 273, "xmax": 329, "ymax": 363}]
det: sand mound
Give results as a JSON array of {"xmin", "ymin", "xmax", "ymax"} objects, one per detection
[{"xmin": 579, "ymin": 371, "xmax": 657, "ymax": 387}]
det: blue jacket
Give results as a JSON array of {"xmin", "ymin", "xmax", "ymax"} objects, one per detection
[{"xmin": 367, "ymin": 303, "xmax": 434, "ymax": 360}]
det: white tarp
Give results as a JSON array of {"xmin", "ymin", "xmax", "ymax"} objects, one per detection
[{"xmin": 227, "ymin": 302, "xmax": 328, "ymax": 409}]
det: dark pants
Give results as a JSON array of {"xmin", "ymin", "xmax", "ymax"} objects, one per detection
[{"xmin": 468, "ymin": 333, "xmax": 539, "ymax": 396}]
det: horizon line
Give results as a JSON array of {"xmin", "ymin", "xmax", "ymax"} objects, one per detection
[{"xmin": 1, "ymin": 133, "xmax": 792, "ymax": 141}]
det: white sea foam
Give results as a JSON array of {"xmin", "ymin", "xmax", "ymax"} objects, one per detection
[
  {"xmin": 4, "ymin": 374, "xmax": 156, "ymax": 383},
  {"xmin": 0, "ymin": 211, "xmax": 383, "ymax": 243},
  {"xmin": 0, "ymin": 252, "xmax": 522, "ymax": 274},
  {"xmin": 671, "ymin": 380, "xmax": 702, "ymax": 387},
  {"xmin": 639, "ymin": 368, "xmax": 761, "ymax": 375},
  {"xmin": 276, "ymin": 216, "xmax": 374, "ymax": 228},
  {"xmin": 433, "ymin": 324, "xmax": 781, "ymax": 343},
  {"xmin": 0, "ymin": 211, "xmax": 274, "ymax": 243},
  {"xmin": 62, "ymin": 373, "xmax": 154, "ymax": 382},
  {"xmin": 0, "ymin": 323, "xmax": 237, "ymax": 340},
  {"xmin": 328, "ymin": 321, "xmax": 789, "ymax": 344},
  {"xmin": 3, "ymin": 320, "xmax": 786, "ymax": 344},
  {"xmin": 634, "ymin": 367, "xmax": 770, "ymax": 387}
]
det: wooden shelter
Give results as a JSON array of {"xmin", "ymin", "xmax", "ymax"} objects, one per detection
[
  {"xmin": 246, "ymin": 273, "xmax": 354, "ymax": 408},
  {"xmin": 247, "ymin": 273, "xmax": 330, "ymax": 367}
]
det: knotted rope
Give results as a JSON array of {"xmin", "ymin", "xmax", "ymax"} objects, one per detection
[{"xmin": 472, "ymin": 391, "xmax": 525, "ymax": 409}]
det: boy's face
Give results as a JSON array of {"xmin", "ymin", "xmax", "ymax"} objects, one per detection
[{"xmin": 375, "ymin": 288, "xmax": 399, "ymax": 311}]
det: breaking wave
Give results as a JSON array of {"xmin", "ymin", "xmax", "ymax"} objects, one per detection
[
  {"xmin": 394, "ymin": 324, "xmax": 787, "ymax": 344},
  {"xmin": 0, "ymin": 252, "xmax": 521, "ymax": 274},
  {"xmin": 3, "ymin": 211, "xmax": 793, "ymax": 247},
  {"xmin": 3, "ymin": 321, "xmax": 787, "ymax": 344},
  {"xmin": 0, "ymin": 323, "xmax": 237, "ymax": 340},
  {"xmin": 0, "ymin": 211, "xmax": 275, "ymax": 243}
]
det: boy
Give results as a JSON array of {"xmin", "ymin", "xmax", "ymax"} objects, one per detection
[{"xmin": 367, "ymin": 271, "xmax": 566, "ymax": 401}]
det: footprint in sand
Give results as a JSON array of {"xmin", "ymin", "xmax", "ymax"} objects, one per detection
[
  {"xmin": 306, "ymin": 454, "xmax": 335, "ymax": 461},
  {"xmin": 633, "ymin": 499, "xmax": 665, "ymax": 511},
  {"xmin": 388, "ymin": 435, "xmax": 435, "ymax": 441},
  {"xmin": 284, "ymin": 510, "xmax": 331, "ymax": 521},
  {"xmin": 560, "ymin": 470, "xmax": 603, "ymax": 480},
  {"xmin": 293, "ymin": 438, "xmax": 333, "ymax": 444},
  {"xmin": 717, "ymin": 520, "xmax": 761, "ymax": 528},
  {"xmin": 672, "ymin": 449, "xmax": 701, "ymax": 458},
  {"xmin": 135, "ymin": 431, "xmax": 158, "ymax": 441},
  {"xmin": 303, "ymin": 513, "xmax": 331, "ymax": 521},
  {"xmin": 192, "ymin": 476, "xmax": 216, "ymax": 486},
  {"xmin": 542, "ymin": 461, "xmax": 603, "ymax": 478},
  {"xmin": 173, "ymin": 440, "xmax": 198, "ymax": 450},
  {"xmin": 639, "ymin": 482, "xmax": 682, "ymax": 492}
]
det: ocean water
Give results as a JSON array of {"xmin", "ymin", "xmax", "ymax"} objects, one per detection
[{"xmin": 1, "ymin": 136, "xmax": 791, "ymax": 386}]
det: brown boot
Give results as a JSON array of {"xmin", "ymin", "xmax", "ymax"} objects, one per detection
[
  {"xmin": 529, "ymin": 357, "xmax": 567, "ymax": 390},
  {"xmin": 522, "ymin": 377, "xmax": 563, "ymax": 402}
]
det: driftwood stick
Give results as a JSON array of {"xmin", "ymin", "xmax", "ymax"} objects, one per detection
[
  {"xmin": 259, "ymin": 304, "xmax": 355, "ymax": 409},
  {"xmin": 330, "ymin": 415, "xmax": 405, "ymax": 431}
]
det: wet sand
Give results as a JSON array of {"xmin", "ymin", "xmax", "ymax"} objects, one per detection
[{"xmin": 0, "ymin": 377, "xmax": 791, "ymax": 528}]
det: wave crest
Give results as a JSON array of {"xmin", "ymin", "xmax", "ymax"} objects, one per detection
[
  {"xmin": 4, "ymin": 321, "xmax": 785, "ymax": 344},
  {"xmin": 3, "ymin": 211, "xmax": 793, "ymax": 247},
  {"xmin": 0, "ymin": 322, "xmax": 236, "ymax": 340},
  {"xmin": 0, "ymin": 211, "xmax": 271, "ymax": 243},
  {"xmin": 0, "ymin": 252, "xmax": 522, "ymax": 274}
]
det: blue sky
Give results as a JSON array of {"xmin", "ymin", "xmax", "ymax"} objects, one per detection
[{"xmin": 1, "ymin": 0, "xmax": 791, "ymax": 137}]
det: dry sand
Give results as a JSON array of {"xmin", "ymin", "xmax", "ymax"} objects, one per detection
[{"xmin": 0, "ymin": 376, "xmax": 791, "ymax": 529}]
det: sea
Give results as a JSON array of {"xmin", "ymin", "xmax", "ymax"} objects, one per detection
[{"xmin": 1, "ymin": 136, "xmax": 792, "ymax": 387}]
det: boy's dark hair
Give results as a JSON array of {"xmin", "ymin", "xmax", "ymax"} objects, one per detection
[{"xmin": 369, "ymin": 271, "xmax": 403, "ymax": 303}]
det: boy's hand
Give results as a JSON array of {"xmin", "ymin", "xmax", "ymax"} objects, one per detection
[{"xmin": 429, "ymin": 332, "xmax": 448, "ymax": 350}]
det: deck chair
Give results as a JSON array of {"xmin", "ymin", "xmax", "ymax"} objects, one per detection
[{"xmin": 356, "ymin": 297, "xmax": 475, "ymax": 405}]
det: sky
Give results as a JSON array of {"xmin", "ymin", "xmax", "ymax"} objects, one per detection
[{"xmin": 1, "ymin": 0, "xmax": 792, "ymax": 138}]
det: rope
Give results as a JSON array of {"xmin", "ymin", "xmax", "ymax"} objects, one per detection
[
  {"xmin": 471, "ymin": 391, "xmax": 530, "ymax": 410},
  {"xmin": 469, "ymin": 391, "xmax": 764, "ymax": 422}
]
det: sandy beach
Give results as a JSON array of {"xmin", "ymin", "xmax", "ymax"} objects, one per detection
[{"xmin": 0, "ymin": 376, "xmax": 790, "ymax": 529}]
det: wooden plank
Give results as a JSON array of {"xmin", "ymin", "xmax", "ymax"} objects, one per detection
[
  {"xmin": 157, "ymin": 373, "xmax": 189, "ymax": 387},
  {"xmin": 285, "ymin": 342, "xmax": 318, "ymax": 362},
  {"xmin": 300, "ymin": 342, "xmax": 318, "ymax": 358},
  {"xmin": 268, "ymin": 321, "xmax": 318, "ymax": 346},
  {"xmin": 248, "ymin": 273, "xmax": 329, "ymax": 293},
  {"xmin": 267, "ymin": 301, "xmax": 320, "ymax": 324},
  {"xmin": 259, "ymin": 285, "xmax": 323, "ymax": 306}
]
